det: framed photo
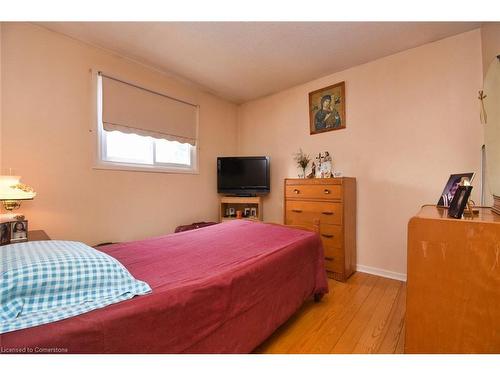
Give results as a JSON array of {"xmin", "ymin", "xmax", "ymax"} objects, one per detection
[
  {"xmin": 309, "ymin": 81, "xmax": 346, "ymax": 135},
  {"xmin": 244, "ymin": 208, "xmax": 251, "ymax": 217},
  {"xmin": 437, "ymin": 173, "xmax": 475, "ymax": 207},
  {"xmin": 10, "ymin": 220, "xmax": 28, "ymax": 243},
  {"xmin": 229, "ymin": 207, "xmax": 236, "ymax": 217},
  {"xmin": 250, "ymin": 208, "xmax": 257, "ymax": 217},
  {"xmin": 448, "ymin": 186, "xmax": 473, "ymax": 219},
  {"xmin": 0, "ymin": 223, "xmax": 10, "ymax": 246}
]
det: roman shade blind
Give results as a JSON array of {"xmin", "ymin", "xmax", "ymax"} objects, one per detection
[{"xmin": 100, "ymin": 73, "xmax": 198, "ymax": 146}]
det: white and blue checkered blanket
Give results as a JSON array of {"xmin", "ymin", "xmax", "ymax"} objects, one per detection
[{"xmin": 0, "ymin": 240, "xmax": 151, "ymax": 334}]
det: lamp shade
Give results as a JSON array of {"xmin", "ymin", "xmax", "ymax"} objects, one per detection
[{"xmin": 0, "ymin": 176, "xmax": 36, "ymax": 201}]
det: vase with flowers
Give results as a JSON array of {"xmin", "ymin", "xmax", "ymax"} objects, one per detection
[{"xmin": 293, "ymin": 149, "xmax": 311, "ymax": 178}]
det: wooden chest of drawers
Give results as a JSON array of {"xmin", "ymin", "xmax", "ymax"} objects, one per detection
[
  {"xmin": 284, "ymin": 178, "xmax": 356, "ymax": 281},
  {"xmin": 406, "ymin": 205, "xmax": 500, "ymax": 353}
]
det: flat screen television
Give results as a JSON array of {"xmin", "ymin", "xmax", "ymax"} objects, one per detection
[{"xmin": 217, "ymin": 156, "xmax": 270, "ymax": 196}]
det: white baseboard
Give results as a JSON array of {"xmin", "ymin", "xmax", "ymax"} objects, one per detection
[{"xmin": 356, "ymin": 264, "xmax": 407, "ymax": 282}]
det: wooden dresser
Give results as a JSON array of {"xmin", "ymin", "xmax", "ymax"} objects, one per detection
[
  {"xmin": 406, "ymin": 205, "xmax": 500, "ymax": 353},
  {"xmin": 284, "ymin": 178, "xmax": 356, "ymax": 281}
]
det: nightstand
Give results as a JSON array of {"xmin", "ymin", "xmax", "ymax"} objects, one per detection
[{"xmin": 28, "ymin": 230, "xmax": 51, "ymax": 241}]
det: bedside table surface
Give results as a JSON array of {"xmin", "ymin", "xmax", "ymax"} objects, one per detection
[{"xmin": 28, "ymin": 230, "xmax": 51, "ymax": 241}]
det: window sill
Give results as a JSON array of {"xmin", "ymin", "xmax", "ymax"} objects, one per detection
[{"xmin": 93, "ymin": 160, "xmax": 199, "ymax": 175}]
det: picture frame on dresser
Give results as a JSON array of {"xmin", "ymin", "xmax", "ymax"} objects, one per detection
[
  {"xmin": 437, "ymin": 172, "xmax": 474, "ymax": 207},
  {"xmin": 0, "ymin": 220, "xmax": 29, "ymax": 245},
  {"xmin": 447, "ymin": 185, "xmax": 473, "ymax": 219},
  {"xmin": 0, "ymin": 222, "xmax": 10, "ymax": 245},
  {"xmin": 10, "ymin": 220, "xmax": 28, "ymax": 243}
]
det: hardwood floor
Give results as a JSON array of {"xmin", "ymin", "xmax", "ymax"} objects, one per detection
[{"xmin": 254, "ymin": 272, "xmax": 406, "ymax": 354}]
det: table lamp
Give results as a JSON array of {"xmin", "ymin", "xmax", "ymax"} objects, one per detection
[{"xmin": 0, "ymin": 175, "xmax": 36, "ymax": 220}]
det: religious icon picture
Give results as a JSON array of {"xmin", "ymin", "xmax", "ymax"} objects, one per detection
[{"xmin": 309, "ymin": 81, "xmax": 346, "ymax": 135}]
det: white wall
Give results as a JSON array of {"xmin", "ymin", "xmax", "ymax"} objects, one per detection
[
  {"xmin": 1, "ymin": 23, "xmax": 238, "ymax": 245},
  {"xmin": 237, "ymin": 30, "xmax": 484, "ymax": 278}
]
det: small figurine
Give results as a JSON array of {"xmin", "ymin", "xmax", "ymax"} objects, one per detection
[
  {"xmin": 322, "ymin": 151, "xmax": 333, "ymax": 178},
  {"xmin": 315, "ymin": 153, "xmax": 322, "ymax": 178},
  {"xmin": 307, "ymin": 162, "xmax": 316, "ymax": 179},
  {"xmin": 310, "ymin": 151, "xmax": 334, "ymax": 178}
]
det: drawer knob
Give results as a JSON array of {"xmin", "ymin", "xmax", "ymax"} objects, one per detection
[
  {"xmin": 323, "ymin": 189, "xmax": 330, "ymax": 194},
  {"xmin": 292, "ymin": 209, "xmax": 303, "ymax": 213},
  {"xmin": 293, "ymin": 189, "xmax": 300, "ymax": 194},
  {"xmin": 321, "ymin": 234, "xmax": 334, "ymax": 238},
  {"xmin": 325, "ymin": 256, "xmax": 334, "ymax": 261},
  {"xmin": 321, "ymin": 211, "xmax": 334, "ymax": 215}
]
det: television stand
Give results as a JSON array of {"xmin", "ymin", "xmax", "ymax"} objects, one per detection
[{"xmin": 219, "ymin": 196, "xmax": 263, "ymax": 222}]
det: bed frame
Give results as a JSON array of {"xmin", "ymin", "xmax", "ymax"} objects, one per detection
[
  {"xmin": 272, "ymin": 219, "xmax": 324, "ymax": 302},
  {"xmin": 282, "ymin": 219, "xmax": 320, "ymax": 233}
]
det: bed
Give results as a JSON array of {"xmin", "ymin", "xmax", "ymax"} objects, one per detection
[{"xmin": 0, "ymin": 220, "xmax": 328, "ymax": 353}]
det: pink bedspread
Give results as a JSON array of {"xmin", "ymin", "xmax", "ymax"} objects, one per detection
[{"xmin": 0, "ymin": 220, "xmax": 328, "ymax": 353}]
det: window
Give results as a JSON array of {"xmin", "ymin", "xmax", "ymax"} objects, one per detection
[
  {"xmin": 102, "ymin": 130, "xmax": 193, "ymax": 167},
  {"xmin": 95, "ymin": 73, "xmax": 198, "ymax": 173}
]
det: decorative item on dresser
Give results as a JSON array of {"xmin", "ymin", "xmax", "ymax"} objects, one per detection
[
  {"xmin": 0, "ymin": 229, "xmax": 50, "ymax": 246},
  {"xmin": 447, "ymin": 185, "xmax": 473, "ymax": 219},
  {"xmin": 406, "ymin": 205, "xmax": 500, "ymax": 353},
  {"xmin": 0, "ymin": 175, "xmax": 36, "ymax": 223},
  {"xmin": 284, "ymin": 177, "xmax": 356, "ymax": 281},
  {"xmin": 437, "ymin": 172, "xmax": 474, "ymax": 207},
  {"xmin": 1, "ymin": 219, "xmax": 29, "ymax": 245},
  {"xmin": 292, "ymin": 148, "xmax": 311, "ymax": 178}
]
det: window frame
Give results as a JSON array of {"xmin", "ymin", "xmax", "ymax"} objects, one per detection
[{"xmin": 92, "ymin": 71, "xmax": 199, "ymax": 174}]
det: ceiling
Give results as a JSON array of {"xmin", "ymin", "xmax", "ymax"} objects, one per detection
[{"xmin": 39, "ymin": 22, "xmax": 480, "ymax": 103}]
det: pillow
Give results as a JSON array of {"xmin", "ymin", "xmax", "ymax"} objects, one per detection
[{"xmin": 0, "ymin": 240, "xmax": 151, "ymax": 334}]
